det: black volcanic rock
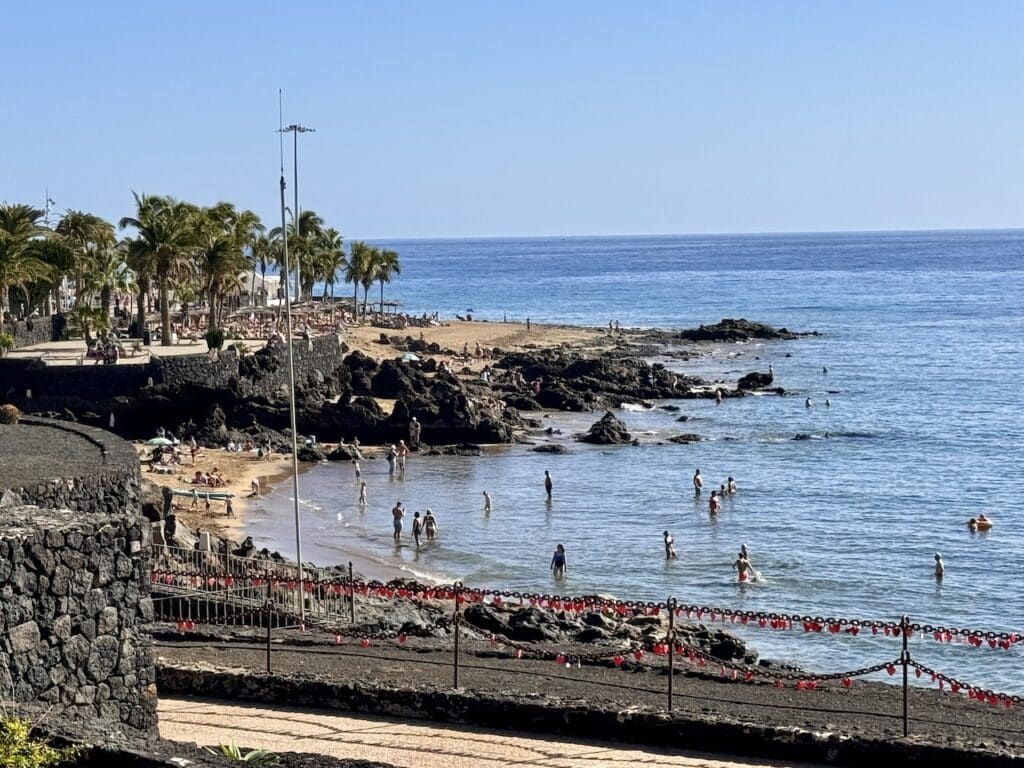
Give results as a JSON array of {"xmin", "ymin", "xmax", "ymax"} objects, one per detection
[
  {"xmin": 678, "ymin": 318, "xmax": 811, "ymax": 342},
  {"xmin": 578, "ymin": 412, "xmax": 632, "ymax": 444}
]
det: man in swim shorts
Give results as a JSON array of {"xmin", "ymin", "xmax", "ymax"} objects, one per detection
[
  {"xmin": 693, "ymin": 468, "xmax": 703, "ymax": 496},
  {"xmin": 392, "ymin": 502, "xmax": 404, "ymax": 542},
  {"xmin": 733, "ymin": 553, "xmax": 751, "ymax": 582}
]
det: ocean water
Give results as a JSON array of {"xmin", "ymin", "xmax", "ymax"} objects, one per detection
[{"xmin": 245, "ymin": 231, "xmax": 1024, "ymax": 692}]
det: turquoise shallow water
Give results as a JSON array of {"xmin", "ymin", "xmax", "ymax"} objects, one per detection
[{"xmin": 245, "ymin": 231, "xmax": 1024, "ymax": 692}]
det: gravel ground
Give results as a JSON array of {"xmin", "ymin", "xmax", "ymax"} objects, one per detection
[{"xmin": 153, "ymin": 636, "xmax": 1024, "ymax": 754}]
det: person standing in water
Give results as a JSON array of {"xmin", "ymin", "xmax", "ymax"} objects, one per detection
[
  {"xmin": 551, "ymin": 544, "xmax": 567, "ymax": 578},
  {"xmin": 733, "ymin": 552, "xmax": 751, "ymax": 582},
  {"xmin": 358, "ymin": 481, "xmax": 367, "ymax": 507},
  {"xmin": 727, "ymin": 476, "xmax": 737, "ymax": 494},
  {"xmin": 934, "ymin": 552, "xmax": 945, "ymax": 579},
  {"xmin": 663, "ymin": 531, "xmax": 678, "ymax": 559},
  {"xmin": 352, "ymin": 459, "xmax": 361, "ymax": 479},
  {"xmin": 397, "ymin": 440, "xmax": 408, "ymax": 474},
  {"xmin": 805, "ymin": 397, "xmax": 813, "ymax": 408},
  {"xmin": 386, "ymin": 444, "xmax": 397, "ymax": 475},
  {"xmin": 693, "ymin": 468, "xmax": 703, "ymax": 496},
  {"xmin": 391, "ymin": 502, "xmax": 405, "ymax": 542},
  {"xmin": 483, "ymin": 490, "xmax": 492, "ymax": 513},
  {"xmin": 544, "ymin": 470, "xmax": 553, "ymax": 500},
  {"xmin": 715, "ymin": 388, "xmax": 723, "ymax": 406},
  {"xmin": 412, "ymin": 512, "xmax": 423, "ymax": 548},
  {"xmin": 423, "ymin": 509, "xmax": 438, "ymax": 540},
  {"xmin": 709, "ymin": 490, "xmax": 721, "ymax": 515}
]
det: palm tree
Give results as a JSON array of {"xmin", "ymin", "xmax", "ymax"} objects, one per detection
[
  {"xmin": 119, "ymin": 193, "xmax": 199, "ymax": 346},
  {"xmin": 0, "ymin": 204, "xmax": 56, "ymax": 326},
  {"xmin": 317, "ymin": 228, "xmax": 346, "ymax": 315},
  {"xmin": 249, "ymin": 233, "xmax": 273, "ymax": 307},
  {"xmin": 86, "ymin": 244, "xmax": 133, "ymax": 319},
  {"xmin": 271, "ymin": 209, "xmax": 324, "ymax": 301},
  {"xmin": 197, "ymin": 204, "xmax": 261, "ymax": 331},
  {"xmin": 373, "ymin": 248, "xmax": 401, "ymax": 317},
  {"xmin": 345, "ymin": 241, "xmax": 373, "ymax": 321},
  {"xmin": 55, "ymin": 210, "xmax": 115, "ymax": 309}
]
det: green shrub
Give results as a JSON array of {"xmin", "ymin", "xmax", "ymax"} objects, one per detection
[
  {"xmin": 205, "ymin": 742, "xmax": 278, "ymax": 764},
  {"xmin": 0, "ymin": 717, "xmax": 81, "ymax": 768},
  {"xmin": 205, "ymin": 327, "xmax": 226, "ymax": 350},
  {"xmin": 0, "ymin": 332, "xmax": 14, "ymax": 351}
]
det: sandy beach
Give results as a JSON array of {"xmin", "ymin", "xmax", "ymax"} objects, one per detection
[
  {"xmin": 140, "ymin": 318, "xmax": 611, "ymax": 546},
  {"xmin": 139, "ymin": 444, "xmax": 296, "ymax": 538}
]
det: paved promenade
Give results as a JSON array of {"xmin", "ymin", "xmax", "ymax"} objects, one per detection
[{"xmin": 159, "ymin": 697, "xmax": 820, "ymax": 768}]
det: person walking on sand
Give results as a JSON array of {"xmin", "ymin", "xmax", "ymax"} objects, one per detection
[
  {"xmin": 663, "ymin": 531, "xmax": 678, "ymax": 559},
  {"xmin": 225, "ymin": 498, "xmax": 234, "ymax": 518},
  {"xmin": 250, "ymin": 477, "xmax": 261, "ymax": 497},
  {"xmin": 733, "ymin": 552, "xmax": 751, "ymax": 582},
  {"xmin": 483, "ymin": 490, "xmax": 492, "ymax": 513},
  {"xmin": 392, "ymin": 502, "xmax": 405, "ymax": 542},
  {"xmin": 526, "ymin": 318, "xmax": 531, "ymax": 332},
  {"xmin": 424, "ymin": 509, "xmax": 438, "ymax": 540},
  {"xmin": 551, "ymin": 544, "xmax": 567, "ymax": 578},
  {"xmin": 934, "ymin": 552, "xmax": 945, "ymax": 579},
  {"xmin": 189, "ymin": 436, "xmax": 198, "ymax": 466},
  {"xmin": 412, "ymin": 511, "xmax": 423, "ymax": 548},
  {"xmin": 693, "ymin": 468, "xmax": 703, "ymax": 496},
  {"xmin": 544, "ymin": 470, "xmax": 553, "ymax": 500},
  {"xmin": 358, "ymin": 481, "xmax": 367, "ymax": 507}
]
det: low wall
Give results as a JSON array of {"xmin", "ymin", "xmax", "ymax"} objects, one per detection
[
  {"xmin": 8, "ymin": 417, "xmax": 141, "ymax": 516},
  {"xmin": 156, "ymin": 664, "xmax": 1022, "ymax": 767},
  {"xmin": 3, "ymin": 315, "xmax": 56, "ymax": 349},
  {"xmin": 0, "ymin": 333, "xmax": 346, "ymax": 408}
]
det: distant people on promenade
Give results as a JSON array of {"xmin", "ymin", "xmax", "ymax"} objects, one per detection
[
  {"xmin": 551, "ymin": 544, "xmax": 567, "ymax": 578},
  {"xmin": 693, "ymin": 468, "xmax": 703, "ymax": 496},
  {"xmin": 663, "ymin": 531, "xmax": 678, "ymax": 559},
  {"xmin": 544, "ymin": 470, "xmax": 553, "ymax": 500}
]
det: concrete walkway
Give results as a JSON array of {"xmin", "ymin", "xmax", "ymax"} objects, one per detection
[{"xmin": 159, "ymin": 697, "xmax": 820, "ymax": 768}]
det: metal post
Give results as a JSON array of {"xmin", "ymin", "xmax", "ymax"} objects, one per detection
[
  {"xmin": 901, "ymin": 614, "xmax": 910, "ymax": 737},
  {"xmin": 453, "ymin": 583, "xmax": 462, "ymax": 689},
  {"xmin": 278, "ymin": 100, "xmax": 305, "ymax": 628},
  {"xmin": 293, "ymin": 131, "xmax": 300, "ymax": 302},
  {"xmin": 348, "ymin": 561, "xmax": 356, "ymax": 624},
  {"xmin": 265, "ymin": 565, "xmax": 273, "ymax": 674},
  {"xmin": 667, "ymin": 597, "xmax": 676, "ymax": 712}
]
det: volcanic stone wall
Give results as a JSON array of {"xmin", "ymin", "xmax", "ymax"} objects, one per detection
[
  {"xmin": 3, "ymin": 315, "xmax": 55, "ymax": 349},
  {"xmin": 0, "ymin": 418, "xmax": 156, "ymax": 730},
  {"xmin": 0, "ymin": 506, "xmax": 156, "ymax": 729},
  {"xmin": 0, "ymin": 334, "xmax": 345, "ymax": 408}
]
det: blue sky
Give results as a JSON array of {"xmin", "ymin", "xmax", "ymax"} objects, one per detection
[{"xmin": 3, "ymin": 2, "xmax": 1022, "ymax": 238}]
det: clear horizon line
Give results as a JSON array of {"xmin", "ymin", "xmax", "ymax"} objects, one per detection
[{"xmin": 348, "ymin": 224, "xmax": 1024, "ymax": 242}]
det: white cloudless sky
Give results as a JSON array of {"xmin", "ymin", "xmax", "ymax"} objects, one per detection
[{"xmin": 2, "ymin": 1, "xmax": 1022, "ymax": 238}]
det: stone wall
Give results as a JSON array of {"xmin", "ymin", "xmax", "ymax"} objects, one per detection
[
  {"xmin": 0, "ymin": 419, "xmax": 156, "ymax": 731},
  {"xmin": 2, "ymin": 315, "xmax": 56, "ymax": 349},
  {"xmin": 0, "ymin": 333, "xmax": 346, "ymax": 411},
  {"xmin": 0, "ymin": 506, "xmax": 156, "ymax": 729},
  {"xmin": 8, "ymin": 418, "xmax": 141, "ymax": 516}
]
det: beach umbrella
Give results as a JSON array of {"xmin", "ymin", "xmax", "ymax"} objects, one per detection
[{"xmin": 145, "ymin": 437, "xmax": 173, "ymax": 447}]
